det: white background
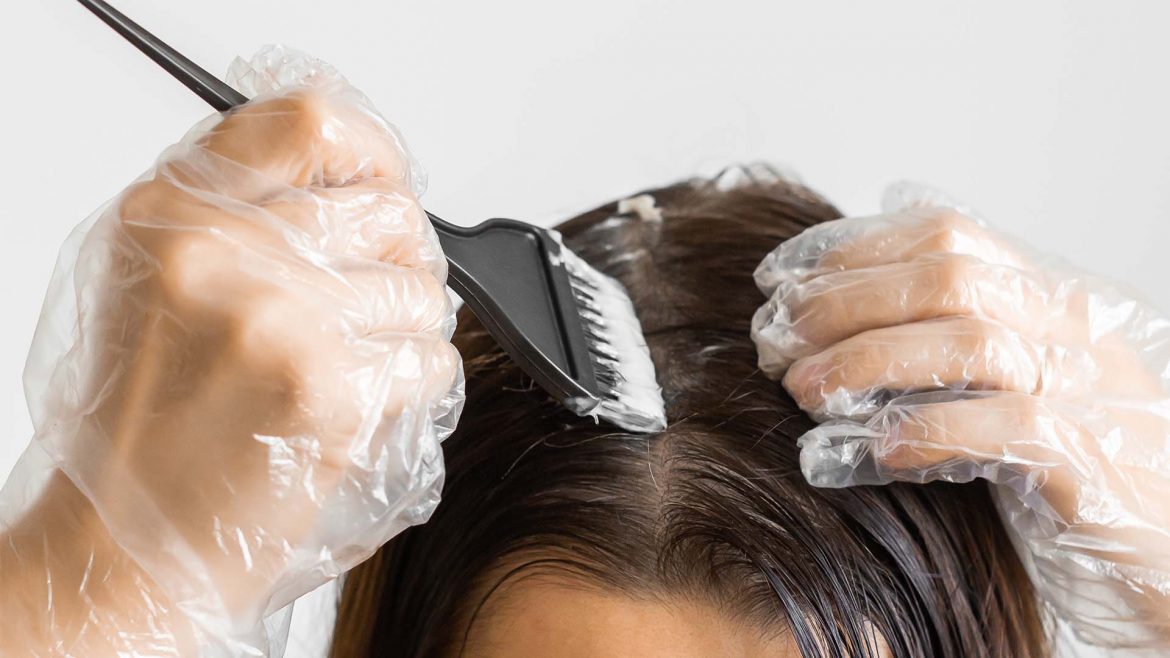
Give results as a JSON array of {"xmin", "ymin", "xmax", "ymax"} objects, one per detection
[{"xmin": 3, "ymin": 1, "xmax": 1168, "ymax": 655}]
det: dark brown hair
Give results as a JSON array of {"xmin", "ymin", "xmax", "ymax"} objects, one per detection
[{"xmin": 330, "ymin": 167, "xmax": 1049, "ymax": 657}]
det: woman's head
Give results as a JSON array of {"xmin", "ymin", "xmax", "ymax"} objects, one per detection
[{"xmin": 330, "ymin": 167, "xmax": 1048, "ymax": 657}]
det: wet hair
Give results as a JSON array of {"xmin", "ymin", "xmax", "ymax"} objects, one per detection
[{"xmin": 329, "ymin": 168, "xmax": 1049, "ymax": 657}]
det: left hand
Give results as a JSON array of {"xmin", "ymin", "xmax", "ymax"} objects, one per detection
[
  {"xmin": 0, "ymin": 47, "xmax": 463, "ymax": 656},
  {"xmin": 751, "ymin": 186, "xmax": 1170, "ymax": 649}
]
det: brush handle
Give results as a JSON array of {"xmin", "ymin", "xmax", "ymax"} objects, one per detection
[
  {"xmin": 76, "ymin": 0, "xmax": 247, "ymax": 111},
  {"xmin": 427, "ymin": 214, "xmax": 593, "ymax": 402},
  {"xmin": 74, "ymin": 0, "xmax": 484, "ymax": 305},
  {"xmin": 427, "ymin": 214, "xmax": 507, "ymax": 310}
]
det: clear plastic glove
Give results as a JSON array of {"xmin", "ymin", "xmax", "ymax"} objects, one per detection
[
  {"xmin": 0, "ymin": 47, "xmax": 463, "ymax": 656},
  {"xmin": 752, "ymin": 183, "xmax": 1170, "ymax": 650}
]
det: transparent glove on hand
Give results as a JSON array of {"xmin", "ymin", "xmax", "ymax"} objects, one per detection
[
  {"xmin": 752, "ymin": 183, "xmax": 1170, "ymax": 649},
  {"xmin": 0, "ymin": 47, "xmax": 463, "ymax": 656}
]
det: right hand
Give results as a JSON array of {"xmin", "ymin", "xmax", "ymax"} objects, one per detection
[
  {"xmin": 752, "ymin": 192, "xmax": 1170, "ymax": 647},
  {"xmin": 10, "ymin": 66, "xmax": 463, "ymax": 643}
]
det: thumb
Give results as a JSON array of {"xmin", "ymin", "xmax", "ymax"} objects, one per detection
[{"xmin": 797, "ymin": 391, "xmax": 1086, "ymax": 522}]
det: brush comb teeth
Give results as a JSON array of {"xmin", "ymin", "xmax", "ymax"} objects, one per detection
[
  {"xmin": 435, "ymin": 215, "xmax": 665, "ymax": 434},
  {"xmin": 558, "ymin": 241, "xmax": 666, "ymax": 433}
]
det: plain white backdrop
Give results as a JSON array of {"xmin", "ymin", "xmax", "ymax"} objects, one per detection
[{"xmin": 3, "ymin": 1, "xmax": 1169, "ymax": 656}]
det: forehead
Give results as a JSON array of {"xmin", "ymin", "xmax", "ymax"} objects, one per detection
[{"xmin": 458, "ymin": 575, "xmax": 802, "ymax": 658}]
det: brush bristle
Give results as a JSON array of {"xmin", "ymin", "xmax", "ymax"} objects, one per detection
[{"xmin": 556, "ymin": 237, "xmax": 667, "ymax": 433}]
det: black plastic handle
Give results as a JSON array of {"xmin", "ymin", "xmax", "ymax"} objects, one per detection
[{"xmin": 76, "ymin": 0, "xmax": 248, "ymax": 111}]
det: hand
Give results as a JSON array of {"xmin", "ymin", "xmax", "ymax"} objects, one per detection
[
  {"xmin": 752, "ymin": 186, "xmax": 1170, "ymax": 648},
  {"xmin": 2, "ymin": 49, "xmax": 463, "ymax": 654}
]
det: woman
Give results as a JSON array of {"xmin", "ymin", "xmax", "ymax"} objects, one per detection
[
  {"xmin": 2, "ymin": 55, "xmax": 1167, "ymax": 657},
  {"xmin": 327, "ymin": 170, "xmax": 1048, "ymax": 657}
]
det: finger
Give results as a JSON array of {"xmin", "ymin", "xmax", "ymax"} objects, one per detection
[
  {"xmin": 297, "ymin": 333, "xmax": 462, "ymax": 470},
  {"xmin": 320, "ymin": 262, "xmax": 454, "ymax": 336},
  {"xmin": 797, "ymin": 393, "xmax": 1088, "ymax": 520},
  {"xmin": 365, "ymin": 334, "xmax": 462, "ymax": 423},
  {"xmin": 818, "ymin": 207, "xmax": 1026, "ymax": 273},
  {"xmin": 192, "ymin": 88, "xmax": 413, "ymax": 189},
  {"xmin": 262, "ymin": 178, "xmax": 444, "ymax": 277},
  {"xmin": 783, "ymin": 317, "xmax": 1099, "ymax": 419},
  {"xmin": 235, "ymin": 258, "xmax": 453, "ymax": 338},
  {"xmin": 755, "ymin": 254, "xmax": 1058, "ymax": 372},
  {"xmin": 119, "ymin": 176, "xmax": 445, "ymax": 287},
  {"xmin": 754, "ymin": 207, "xmax": 1024, "ymax": 294},
  {"xmin": 328, "ymin": 334, "xmax": 461, "ymax": 476}
]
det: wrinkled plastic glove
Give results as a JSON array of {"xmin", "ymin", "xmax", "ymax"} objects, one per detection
[
  {"xmin": 752, "ymin": 183, "xmax": 1170, "ymax": 650},
  {"xmin": 0, "ymin": 47, "xmax": 463, "ymax": 656}
]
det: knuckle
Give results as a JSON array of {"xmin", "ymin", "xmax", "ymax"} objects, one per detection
[
  {"xmin": 413, "ymin": 338, "xmax": 462, "ymax": 404},
  {"xmin": 386, "ymin": 334, "xmax": 459, "ymax": 395},
  {"xmin": 363, "ymin": 183, "xmax": 425, "ymax": 231},
  {"xmin": 921, "ymin": 208, "xmax": 978, "ymax": 251},
  {"xmin": 930, "ymin": 209, "xmax": 980, "ymax": 240},
  {"xmin": 229, "ymin": 293, "xmax": 297, "ymax": 354},
  {"xmin": 810, "ymin": 354, "xmax": 847, "ymax": 394},
  {"xmin": 153, "ymin": 235, "xmax": 221, "ymax": 301},
  {"xmin": 937, "ymin": 254, "xmax": 974, "ymax": 288},
  {"xmin": 277, "ymin": 88, "xmax": 335, "ymax": 141},
  {"xmin": 957, "ymin": 317, "xmax": 1007, "ymax": 352},
  {"xmin": 933, "ymin": 255, "xmax": 983, "ymax": 313},
  {"xmin": 269, "ymin": 355, "xmax": 314, "ymax": 416},
  {"xmin": 367, "ymin": 188, "xmax": 420, "ymax": 234},
  {"xmin": 780, "ymin": 360, "xmax": 807, "ymax": 393},
  {"xmin": 921, "ymin": 231, "xmax": 956, "ymax": 255},
  {"xmin": 291, "ymin": 87, "xmax": 331, "ymax": 125},
  {"xmin": 400, "ymin": 199, "xmax": 436, "ymax": 246},
  {"xmin": 228, "ymin": 296, "xmax": 333, "ymax": 414},
  {"xmin": 880, "ymin": 443, "xmax": 920, "ymax": 472},
  {"xmin": 432, "ymin": 340, "xmax": 462, "ymax": 389},
  {"xmin": 415, "ymin": 271, "xmax": 450, "ymax": 312},
  {"xmin": 118, "ymin": 180, "xmax": 178, "ymax": 225},
  {"xmin": 370, "ymin": 269, "xmax": 450, "ymax": 332},
  {"xmin": 217, "ymin": 296, "xmax": 318, "ymax": 412},
  {"xmin": 1010, "ymin": 395, "xmax": 1049, "ymax": 438}
]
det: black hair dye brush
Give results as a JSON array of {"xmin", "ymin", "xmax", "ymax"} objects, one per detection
[{"xmin": 75, "ymin": 0, "xmax": 666, "ymax": 433}]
